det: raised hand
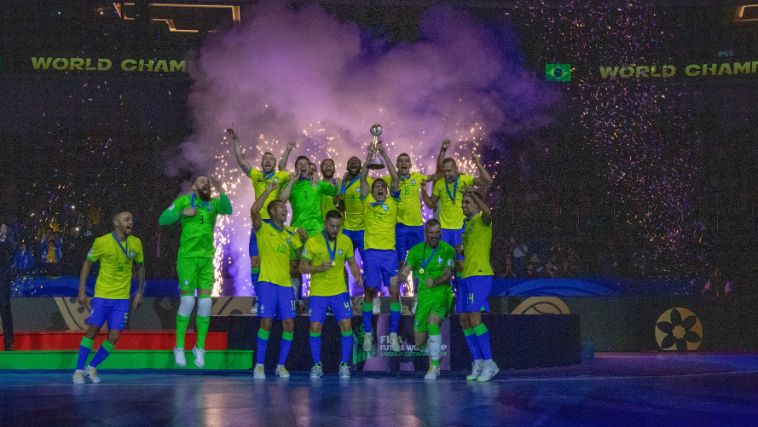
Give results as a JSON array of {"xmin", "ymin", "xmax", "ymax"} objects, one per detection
[
  {"xmin": 441, "ymin": 139, "xmax": 451, "ymax": 151},
  {"xmin": 226, "ymin": 128, "xmax": 237, "ymax": 139}
]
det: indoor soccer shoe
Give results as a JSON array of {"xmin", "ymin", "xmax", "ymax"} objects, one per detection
[
  {"xmin": 173, "ymin": 347, "xmax": 186, "ymax": 367},
  {"xmin": 477, "ymin": 361, "xmax": 500, "ymax": 382},
  {"xmin": 192, "ymin": 346, "xmax": 205, "ymax": 368},
  {"xmin": 362, "ymin": 332, "xmax": 373, "ymax": 352},
  {"xmin": 85, "ymin": 365, "xmax": 101, "ymax": 383},
  {"xmin": 276, "ymin": 364, "xmax": 290, "ymax": 379},
  {"xmin": 72, "ymin": 370, "xmax": 85, "ymax": 384},
  {"xmin": 466, "ymin": 360, "xmax": 484, "ymax": 381},
  {"xmin": 424, "ymin": 365, "xmax": 440, "ymax": 380},
  {"xmin": 253, "ymin": 364, "xmax": 266, "ymax": 379},
  {"xmin": 390, "ymin": 333, "xmax": 401, "ymax": 352},
  {"xmin": 310, "ymin": 363, "xmax": 323, "ymax": 379},
  {"xmin": 339, "ymin": 363, "xmax": 351, "ymax": 379}
]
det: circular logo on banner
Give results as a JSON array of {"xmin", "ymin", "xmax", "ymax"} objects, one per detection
[
  {"xmin": 655, "ymin": 307, "xmax": 703, "ymax": 351},
  {"xmin": 511, "ymin": 297, "xmax": 570, "ymax": 315}
]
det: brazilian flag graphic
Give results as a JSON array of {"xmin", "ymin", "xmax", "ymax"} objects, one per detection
[{"xmin": 546, "ymin": 63, "xmax": 571, "ymax": 82}]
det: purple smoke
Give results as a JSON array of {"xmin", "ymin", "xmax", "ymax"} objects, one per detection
[{"xmin": 175, "ymin": 2, "xmax": 556, "ymax": 295}]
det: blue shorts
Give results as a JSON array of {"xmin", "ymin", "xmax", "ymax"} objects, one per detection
[
  {"xmin": 396, "ymin": 224, "xmax": 424, "ymax": 263},
  {"xmin": 309, "ymin": 293, "xmax": 353, "ymax": 324},
  {"xmin": 456, "ymin": 276, "xmax": 492, "ymax": 313},
  {"xmin": 86, "ymin": 298, "xmax": 130, "ymax": 331},
  {"xmin": 249, "ymin": 220, "xmax": 270, "ymax": 257},
  {"xmin": 363, "ymin": 249, "xmax": 397, "ymax": 289},
  {"xmin": 257, "ymin": 281, "xmax": 296, "ymax": 320},
  {"xmin": 441, "ymin": 228, "xmax": 464, "ymax": 260},
  {"xmin": 343, "ymin": 228, "xmax": 365, "ymax": 260}
]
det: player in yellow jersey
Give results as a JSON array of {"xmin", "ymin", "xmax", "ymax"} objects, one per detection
[
  {"xmin": 230, "ymin": 129, "xmax": 291, "ymax": 312},
  {"xmin": 73, "ymin": 211, "xmax": 145, "ymax": 384},
  {"xmin": 381, "ymin": 142, "xmax": 447, "ymax": 271},
  {"xmin": 359, "ymin": 143, "xmax": 402, "ymax": 353},
  {"xmin": 426, "ymin": 141, "xmax": 492, "ymax": 275},
  {"xmin": 299, "ymin": 210, "xmax": 363, "ymax": 378},
  {"xmin": 458, "ymin": 189, "xmax": 498, "ymax": 381},
  {"xmin": 251, "ymin": 181, "xmax": 302, "ymax": 379}
]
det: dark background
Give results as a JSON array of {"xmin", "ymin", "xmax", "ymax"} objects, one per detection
[{"xmin": 1, "ymin": 1, "xmax": 755, "ymax": 294}]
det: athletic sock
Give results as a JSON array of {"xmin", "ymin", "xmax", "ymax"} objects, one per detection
[
  {"xmin": 77, "ymin": 337, "xmax": 94, "ymax": 370},
  {"xmin": 428, "ymin": 323, "xmax": 442, "ymax": 366},
  {"xmin": 463, "ymin": 327, "xmax": 482, "ymax": 360},
  {"xmin": 474, "ymin": 323, "xmax": 492, "ymax": 360},
  {"xmin": 90, "ymin": 341, "xmax": 114, "ymax": 368},
  {"xmin": 390, "ymin": 302, "xmax": 402, "ymax": 333},
  {"xmin": 340, "ymin": 330, "xmax": 353, "ymax": 364},
  {"xmin": 309, "ymin": 331, "xmax": 321, "ymax": 365},
  {"xmin": 175, "ymin": 314, "xmax": 190, "ymax": 349},
  {"xmin": 195, "ymin": 296, "xmax": 212, "ymax": 349},
  {"xmin": 362, "ymin": 302, "xmax": 373, "ymax": 333},
  {"xmin": 278, "ymin": 331, "xmax": 294, "ymax": 365},
  {"xmin": 256, "ymin": 329, "xmax": 270, "ymax": 365}
]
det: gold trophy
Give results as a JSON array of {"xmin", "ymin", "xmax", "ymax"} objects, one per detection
[{"xmin": 367, "ymin": 123, "xmax": 385, "ymax": 170}]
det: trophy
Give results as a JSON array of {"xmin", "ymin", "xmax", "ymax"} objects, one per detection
[{"xmin": 367, "ymin": 123, "xmax": 385, "ymax": 170}]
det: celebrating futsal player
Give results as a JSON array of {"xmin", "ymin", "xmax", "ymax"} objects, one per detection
[
  {"xmin": 73, "ymin": 211, "xmax": 145, "ymax": 383},
  {"xmin": 251, "ymin": 181, "xmax": 303, "ymax": 379},
  {"xmin": 425, "ymin": 142, "xmax": 492, "ymax": 279},
  {"xmin": 381, "ymin": 148, "xmax": 442, "ymax": 272},
  {"xmin": 459, "ymin": 189, "xmax": 498, "ymax": 381},
  {"xmin": 299, "ymin": 210, "xmax": 363, "ymax": 378},
  {"xmin": 230, "ymin": 129, "xmax": 291, "ymax": 313},
  {"xmin": 359, "ymin": 143, "xmax": 402, "ymax": 353},
  {"xmin": 397, "ymin": 218, "xmax": 456, "ymax": 380},
  {"xmin": 158, "ymin": 176, "xmax": 232, "ymax": 368}
]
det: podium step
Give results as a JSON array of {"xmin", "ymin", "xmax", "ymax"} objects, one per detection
[
  {"xmin": 0, "ymin": 350, "xmax": 252, "ymax": 370},
  {"xmin": 12, "ymin": 331, "xmax": 228, "ymax": 350}
]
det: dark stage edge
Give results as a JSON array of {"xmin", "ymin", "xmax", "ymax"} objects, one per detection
[{"xmin": 1, "ymin": 353, "xmax": 757, "ymax": 426}]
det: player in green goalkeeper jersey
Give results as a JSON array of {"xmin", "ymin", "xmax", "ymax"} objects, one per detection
[{"xmin": 159, "ymin": 175, "xmax": 232, "ymax": 368}]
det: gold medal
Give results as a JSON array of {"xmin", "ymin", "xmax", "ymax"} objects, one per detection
[{"xmin": 418, "ymin": 268, "xmax": 425, "ymax": 274}]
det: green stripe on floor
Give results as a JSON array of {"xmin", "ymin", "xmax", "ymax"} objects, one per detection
[{"xmin": 0, "ymin": 350, "xmax": 253, "ymax": 370}]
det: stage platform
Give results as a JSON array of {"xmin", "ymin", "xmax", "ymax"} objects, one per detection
[
  {"xmin": 11, "ymin": 330, "xmax": 228, "ymax": 350},
  {"xmin": 1, "ymin": 353, "xmax": 756, "ymax": 426}
]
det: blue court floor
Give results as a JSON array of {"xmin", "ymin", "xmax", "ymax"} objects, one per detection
[{"xmin": 1, "ymin": 353, "xmax": 757, "ymax": 426}]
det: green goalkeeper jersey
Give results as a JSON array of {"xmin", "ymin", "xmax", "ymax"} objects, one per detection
[{"xmin": 158, "ymin": 192, "xmax": 233, "ymax": 258}]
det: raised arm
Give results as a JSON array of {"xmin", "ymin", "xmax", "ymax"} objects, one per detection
[
  {"xmin": 467, "ymin": 189, "xmax": 492, "ymax": 225},
  {"xmin": 251, "ymin": 181, "xmax": 277, "ymax": 231},
  {"xmin": 379, "ymin": 145, "xmax": 399, "ymax": 193},
  {"xmin": 422, "ymin": 182, "xmax": 436, "ymax": 209},
  {"xmin": 228, "ymin": 129, "xmax": 252, "ymax": 176},
  {"xmin": 278, "ymin": 141, "xmax": 296, "ymax": 171},
  {"xmin": 472, "ymin": 152, "xmax": 493, "ymax": 187},
  {"xmin": 359, "ymin": 146, "xmax": 372, "ymax": 199},
  {"xmin": 278, "ymin": 171, "xmax": 298, "ymax": 202},
  {"xmin": 436, "ymin": 139, "xmax": 450, "ymax": 175}
]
